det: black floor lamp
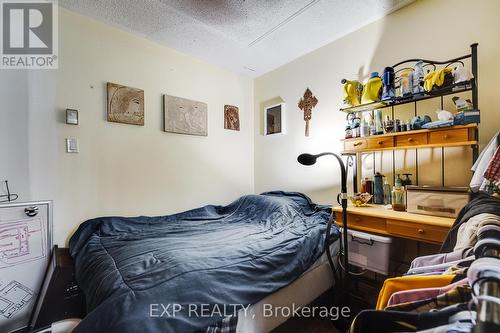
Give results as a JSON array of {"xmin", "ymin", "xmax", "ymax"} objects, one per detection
[{"xmin": 297, "ymin": 153, "xmax": 350, "ymax": 298}]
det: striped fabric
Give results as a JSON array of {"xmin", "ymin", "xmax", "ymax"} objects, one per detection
[
  {"xmin": 385, "ymin": 286, "xmax": 471, "ymax": 313},
  {"xmin": 204, "ymin": 316, "xmax": 238, "ymax": 333}
]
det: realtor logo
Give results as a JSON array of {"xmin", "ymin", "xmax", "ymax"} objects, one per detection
[{"xmin": 1, "ymin": 0, "xmax": 58, "ymax": 69}]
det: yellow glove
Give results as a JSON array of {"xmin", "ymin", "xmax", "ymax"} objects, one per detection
[{"xmin": 424, "ymin": 68, "xmax": 453, "ymax": 92}]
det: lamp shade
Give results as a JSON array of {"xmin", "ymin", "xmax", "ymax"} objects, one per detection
[{"xmin": 297, "ymin": 153, "xmax": 317, "ymax": 166}]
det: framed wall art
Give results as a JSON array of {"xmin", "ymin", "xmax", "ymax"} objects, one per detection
[
  {"xmin": 163, "ymin": 95, "xmax": 208, "ymax": 136},
  {"xmin": 107, "ymin": 82, "xmax": 144, "ymax": 126},
  {"xmin": 224, "ymin": 105, "xmax": 240, "ymax": 131},
  {"xmin": 264, "ymin": 103, "xmax": 285, "ymax": 136}
]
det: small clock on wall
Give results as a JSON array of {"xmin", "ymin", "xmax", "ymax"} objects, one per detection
[{"xmin": 66, "ymin": 109, "xmax": 79, "ymax": 125}]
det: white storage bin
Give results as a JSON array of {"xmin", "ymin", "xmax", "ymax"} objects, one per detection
[{"xmin": 340, "ymin": 228, "xmax": 392, "ymax": 275}]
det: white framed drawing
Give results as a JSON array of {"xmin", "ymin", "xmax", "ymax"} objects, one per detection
[
  {"xmin": 0, "ymin": 201, "xmax": 52, "ymax": 333},
  {"xmin": 264, "ymin": 103, "xmax": 286, "ymax": 136}
]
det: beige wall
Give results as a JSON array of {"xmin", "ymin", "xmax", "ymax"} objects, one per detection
[
  {"xmin": 3, "ymin": 1, "xmax": 500, "ymax": 246},
  {"xmin": 0, "ymin": 72, "xmax": 30, "ymax": 201},
  {"xmin": 254, "ymin": 0, "xmax": 500, "ymax": 204},
  {"xmin": 53, "ymin": 9, "xmax": 254, "ymax": 245}
]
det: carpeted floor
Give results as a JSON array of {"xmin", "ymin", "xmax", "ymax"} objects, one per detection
[{"xmin": 272, "ymin": 317, "xmax": 342, "ymax": 333}]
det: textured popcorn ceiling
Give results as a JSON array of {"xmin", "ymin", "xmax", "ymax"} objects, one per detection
[{"xmin": 59, "ymin": 0, "xmax": 414, "ymax": 77}]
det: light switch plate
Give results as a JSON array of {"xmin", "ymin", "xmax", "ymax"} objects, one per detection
[{"xmin": 66, "ymin": 138, "xmax": 79, "ymax": 153}]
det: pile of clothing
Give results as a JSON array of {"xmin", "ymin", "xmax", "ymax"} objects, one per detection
[
  {"xmin": 470, "ymin": 131, "xmax": 500, "ymax": 196},
  {"xmin": 349, "ymin": 193, "xmax": 500, "ymax": 333}
]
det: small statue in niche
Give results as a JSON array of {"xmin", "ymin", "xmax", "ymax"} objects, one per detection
[{"xmin": 298, "ymin": 88, "xmax": 318, "ymax": 137}]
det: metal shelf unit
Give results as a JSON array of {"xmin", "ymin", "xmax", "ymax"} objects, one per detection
[{"xmin": 341, "ymin": 43, "xmax": 479, "ymax": 193}]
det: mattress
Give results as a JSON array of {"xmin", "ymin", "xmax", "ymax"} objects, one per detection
[{"xmin": 236, "ymin": 242, "xmax": 340, "ymax": 333}]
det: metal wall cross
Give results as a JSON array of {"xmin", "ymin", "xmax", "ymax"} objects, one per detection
[{"xmin": 298, "ymin": 88, "xmax": 318, "ymax": 137}]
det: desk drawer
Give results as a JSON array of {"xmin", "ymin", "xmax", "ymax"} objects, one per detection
[
  {"xmin": 396, "ymin": 133, "xmax": 428, "ymax": 147},
  {"xmin": 387, "ymin": 219, "xmax": 448, "ymax": 243},
  {"xmin": 344, "ymin": 139, "xmax": 367, "ymax": 151},
  {"xmin": 347, "ymin": 213, "xmax": 386, "ymax": 230},
  {"xmin": 429, "ymin": 128, "xmax": 469, "ymax": 144},
  {"xmin": 367, "ymin": 136, "xmax": 393, "ymax": 149}
]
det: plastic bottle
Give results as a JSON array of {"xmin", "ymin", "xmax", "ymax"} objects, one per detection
[
  {"xmin": 413, "ymin": 61, "xmax": 425, "ymax": 95},
  {"xmin": 360, "ymin": 119, "xmax": 370, "ymax": 137},
  {"xmin": 345, "ymin": 125, "xmax": 352, "ymax": 139},
  {"xmin": 400, "ymin": 69, "xmax": 413, "ymax": 96},
  {"xmin": 383, "ymin": 177, "xmax": 392, "ymax": 205},
  {"xmin": 341, "ymin": 79, "xmax": 364, "ymax": 107},
  {"xmin": 374, "ymin": 109, "xmax": 384, "ymax": 135},
  {"xmin": 373, "ymin": 172, "xmax": 384, "ymax": 204},
  {"xmin": 361, "ymin": 72, "xmax": 383, "ymax": 104},
  {"xmin": 352, "ymin": 114, "xmax": 361, "ymax": 138},
  {"xmin": 382, "ymin": 67, "xmax": 396, "ymax": 101},
  {"xmin": 392, "ymin": 175, "xmax": 406, "ymax": 211}
]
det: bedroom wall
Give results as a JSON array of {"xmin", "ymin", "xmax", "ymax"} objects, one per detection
[
  {"xmin": 54, "ymin": 8, "xmax": 254, "ymax": 245},
  {"xmin": 253, "ymin": 0, "xmax": 500, "ymax": 205},
  {"xmin": 0, "ymin": 72, "xmax": 30, "ymax": 202},
  {"xmin": 3, "ymin": 1, "xmax": 499, "ymax": 246},
  {"xmin": 0, "ymin": 71, "xmax": 57, "ymax": 205},
  {"xmin": 0, "ymin": 8, "xmax": 254, "ymax": 246}
]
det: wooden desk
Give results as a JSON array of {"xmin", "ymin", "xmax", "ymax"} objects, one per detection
[{"xmin": 332, "ymin": 205, "xmax": 455, "ymax": 244}]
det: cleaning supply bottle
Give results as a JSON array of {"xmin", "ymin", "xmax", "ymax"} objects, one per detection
[
  {"xmin": 361, "ymin": 72, "xmax": 383, "ymax": 104},
  {"xmin": 341, "ymin": 79, "xmax": 363, "ymax": 107}
]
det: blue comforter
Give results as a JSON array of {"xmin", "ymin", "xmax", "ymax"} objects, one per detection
[{"xmin": 69, "ymin": 191, "xmax": 338, "ymax": 333}]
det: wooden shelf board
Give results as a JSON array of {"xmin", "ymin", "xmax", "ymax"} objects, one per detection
[
  {"xmin": 332, "ymin": 204, "xmax": 454, "ymax": 228},
  {"xmin": 339, "ymin": 84, "xmax": 473, "ymax": 113},
  {"xmin": 342, "ymin": 140, "xmax": 477, "ymax": 154},
  {"xmin": 341, "ymin": 124, "xmax": 477, "ymax": 142}
]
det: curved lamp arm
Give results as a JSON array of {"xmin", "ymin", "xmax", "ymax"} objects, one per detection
[
  {"xmin": 297, "ymin": 152, "xmax": 347, "ymax": 197},
  {"xmin": 297, "ymin": 152, "xmax": 351, "ymax": 299}
]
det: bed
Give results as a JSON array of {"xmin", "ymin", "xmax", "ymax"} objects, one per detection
[{"xmin": 69, "ymin": 191, "xmax": 340, "ymax": 333}]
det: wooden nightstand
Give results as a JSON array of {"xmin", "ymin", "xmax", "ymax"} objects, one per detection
[
  {"xmin": 332, "ymin": 204, "xmax": 454, "ymax": 244},
  {"xmin": 29, "ymin": 246, "xmax": 86, "ymax": 330}
]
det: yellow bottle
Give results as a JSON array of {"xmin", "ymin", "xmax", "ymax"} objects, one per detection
[
  {"xmin": 341, "ymin": 79, "xmax": 363, "ymax": 107},
  {"xmin": 361, "ymin": 72, "xmax": 383, "ymax": 104}
]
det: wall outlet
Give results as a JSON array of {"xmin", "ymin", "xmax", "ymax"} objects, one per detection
[{"xmin": 66, "ymin": 138, "xmax": 79, "ymax": 153}]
